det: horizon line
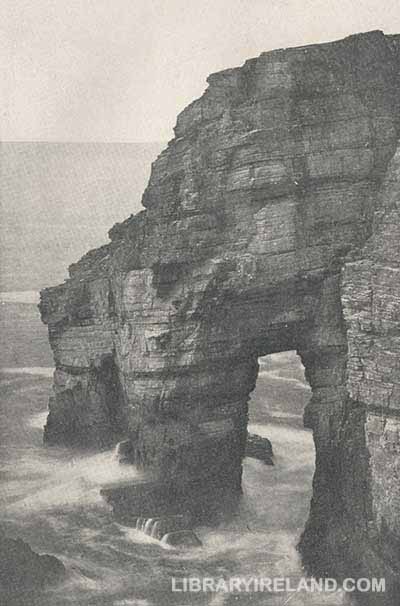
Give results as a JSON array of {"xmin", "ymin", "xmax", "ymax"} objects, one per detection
[{"xmin": 1, "ymin": 140, "xmax": 167, "ymax": 144}]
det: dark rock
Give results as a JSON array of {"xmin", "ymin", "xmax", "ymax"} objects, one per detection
[
  {"xmin": 161, "ymin": 530, "xmax": 202, "ymax": 548},
  {"xmin": 246, "ymin": 433, "xmax": 274, "ymax": 465},
  {"xmin": 115, "ymin": 439, "xmax": 135, "ymax": 464},
  {"xmin": 0, "ymin": 533, "xmax": 65, "ymax": 597},
  {"xmin": 101, "ymin": 476, "xmax": 241, "ymax": 525}
]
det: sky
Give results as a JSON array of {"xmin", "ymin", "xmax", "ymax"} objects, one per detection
[
  {"xmin": 2, "ymin": 0, "xmax": 400, "ymax": 142},
  {"xmin": 0, "ymin": 142, "xmax": 163, "ymax": 291}
]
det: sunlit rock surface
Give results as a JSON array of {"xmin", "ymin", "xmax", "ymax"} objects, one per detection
[{"xmin": 40, "ymin": 31, "xmax": 400, "ymax": 598}]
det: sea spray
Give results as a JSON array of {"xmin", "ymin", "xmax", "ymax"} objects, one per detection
[
  {"xmin": 0, "ymin": 353, "xmax": 343, "ymax": 605},
  {"xmin": 5, "ymin": 441, "xmax": 145, "ymax": 515},
  {"xmin": 136, "ymin": 517, "xmax": 144, "ymax": 530},
  {"xmin": 144, "ymin": 518, "xmax": 155, "ymax": 534},
  {"xmin": 28, "ymin": 410, "xmax": 49, "ymax": 429}
]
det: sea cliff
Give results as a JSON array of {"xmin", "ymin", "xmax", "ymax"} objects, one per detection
[{"xmin": 40, "ymin": 31, "xmax": 400, "ymax": 600}]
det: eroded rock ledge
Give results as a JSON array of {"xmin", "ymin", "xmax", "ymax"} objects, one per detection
[{"xmin": 40, "ymin": 31, "xmax": 400, "ymax": 601}]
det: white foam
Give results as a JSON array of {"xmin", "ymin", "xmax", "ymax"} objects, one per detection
[
  {"xmin": 0, "ymin": 367, "xmax": 54, "ymax": 377},
  {"xmin": 118, "ymin": 525, "xmax": 160, "ymax": 546},
  {"xmin": 28, "ymin": 410, "xmax": 49, "ymax": 429}
]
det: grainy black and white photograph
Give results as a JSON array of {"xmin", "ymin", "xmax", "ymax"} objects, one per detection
[{"xmin": 1, "ymin": 2, "xmax": 400, "ymax": 605}]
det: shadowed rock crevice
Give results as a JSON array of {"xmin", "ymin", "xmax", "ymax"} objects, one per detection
[
  {"xmin": 40, "ymin": 31, "xmax": 400, "ymax": 600},
  {"xmin": 44, "ymin": 353, "xmax": 126, "ymax": 448}
]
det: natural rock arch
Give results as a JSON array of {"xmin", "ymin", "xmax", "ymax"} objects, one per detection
[{"xmin": 40, "ymin": 31, "xmax": 400, "ymax": 599}]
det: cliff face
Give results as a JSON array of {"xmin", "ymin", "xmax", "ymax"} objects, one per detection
[{"xmin": 40, "ymin": 31, "xmax": 400, "ymax": 596}]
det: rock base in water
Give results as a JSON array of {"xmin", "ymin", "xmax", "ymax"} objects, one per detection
[
  {"xmin": 161, "ymin": 530, "xmax": 202, "ymax": 548},
  {"xmin": 101, "ymin": 473, "xmax": 242, "ymax": 526}
]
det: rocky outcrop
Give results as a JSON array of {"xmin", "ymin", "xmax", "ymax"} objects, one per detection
[
  {"xmin": 40, "ymin": 31, "xmax": 400, "ymax": 600},
  {"xmin": 0, "ymin": 533, "xmax": 65, "ymax": 598},
  {"xmin": 246, "ymin": 432, "xmax": 273, "ymax": 465},
  {"xmin": 161, "ymin": 531, "xmax": 202, "ymax": 548}
]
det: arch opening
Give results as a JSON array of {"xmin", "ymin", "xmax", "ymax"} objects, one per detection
[{"xmin": 242, "ymin": 350, "xmax": 315, "ymax": 537}]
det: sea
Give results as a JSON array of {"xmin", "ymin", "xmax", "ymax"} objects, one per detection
[{"xmin": 0, "ymin": 290, "xmax": 348, "ymax": 605}]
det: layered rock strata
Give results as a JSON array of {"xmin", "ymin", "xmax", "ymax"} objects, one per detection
[{"xmin": 40, "ymin": 31, "xmax": 400, "ymax": 599}]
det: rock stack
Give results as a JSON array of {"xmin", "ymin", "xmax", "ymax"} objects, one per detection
[{"xmin": 40, "ymin": 31, "xmax": 400, "ymax": 597}]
